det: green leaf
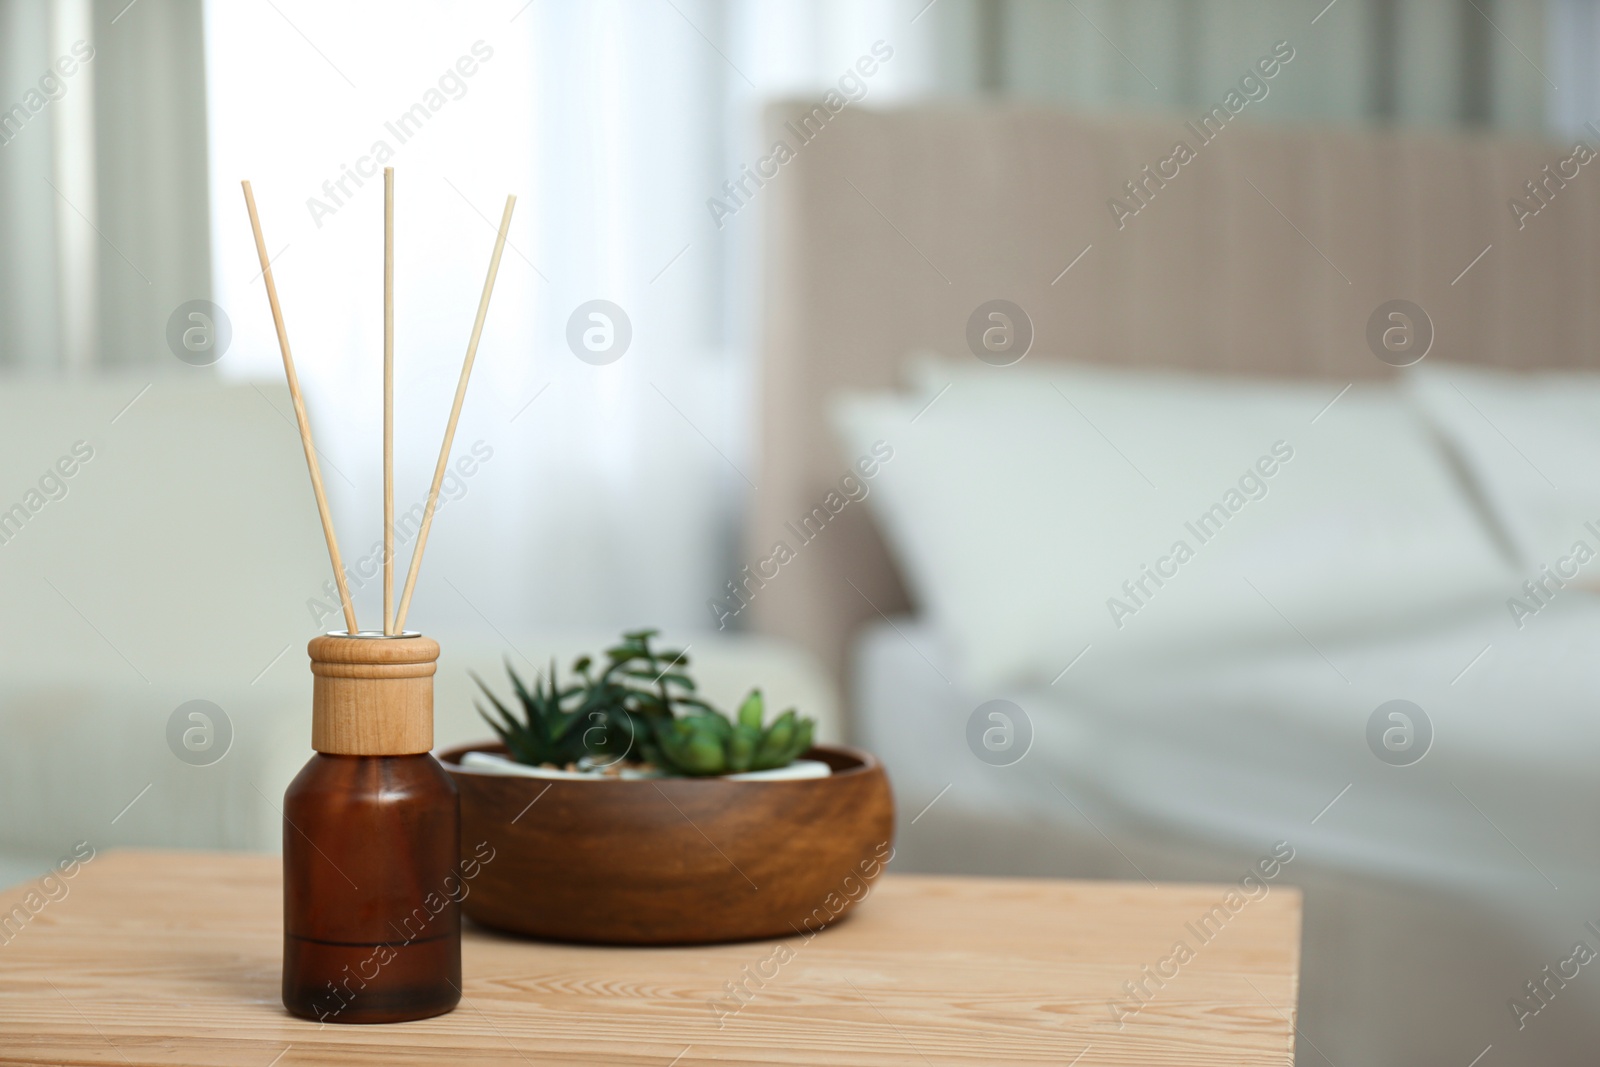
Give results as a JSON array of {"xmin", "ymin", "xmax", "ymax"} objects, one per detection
[
  {"xmin": 753, "ymin": 711, "xmax": 795, "ymax": 769},
  {"xmin": 628, "ymin": 700, "xmax": 656, "ymax": 717},
  {"xmin": 476, "ymin": 702, "xmax": 513, "ymax": 746},
  {"xmin": 695, "ymin": 712, "xmax": 733, "ymax": 741},
  {"xmin": 650, "ymin": 721, "xmax": 692, "ymax": 770},
  {"xmin": 471, "ymin": 672, "xmax": 518, "ymax": 724},
  {"xmin": 650, "ymin": 714, "xmax": 732, "ymax": 775},
  {"xmin": 737, "ymin": 689, "xmax": 764, "ymax": 731},
  {"xmin": 789, "ymin": 718, "xmax": 815, "ymax": 761},
  {"xmin": 505, "ymin": 662, "xmax": 537, "ymax": 710},
  {"xmin": 621, "ymin": 669, "xmax": 695, "ymax": 691},
  {"xmin": 728, "ymin": 725, "xmax": 759, "ymax": 773},
  {"xmin": 681, "ymin": 734, "xmax": 727, "ymax": 774},
  {"xmin": 549, "ymin": 708, "xmax": 590, "ymax": 742}
]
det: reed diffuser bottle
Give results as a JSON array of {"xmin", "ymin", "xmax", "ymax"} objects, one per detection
[
  {"xmin": 281, "ymin": 633, "xmax": 460, "ymax": 1023},
  {"xmin": 240, "ymin": 168, "xmax": 515, "ymax": 1024}
]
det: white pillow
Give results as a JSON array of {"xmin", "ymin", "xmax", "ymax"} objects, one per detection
[
  {"xmin": 1408, "ymin": 361, "xmax": 1600, "ymax": 570},
  {"xmin": 832, "ymin": 358, "xmax": 1512, "ymax": 689}
]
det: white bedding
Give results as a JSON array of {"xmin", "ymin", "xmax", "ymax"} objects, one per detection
[
  {"xmin": 1410, "ymin": 360, "xmax": 1600, "ymax": 568},
  {"xmin": 832, "ymin": 358, "xmax": 1514, "ymax": 690},
  {"xmin": 854, "ymin": 601, "xmax": 1600, "ymax": 1066},
  {"xmin": 859, "ymin": 596, "xmax": 1600, "ymax": 876}
]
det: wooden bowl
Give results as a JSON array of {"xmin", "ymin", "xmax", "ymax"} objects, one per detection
[{"xmin": 438, "ymin": 742, "xmax": 895, "ymax": 945}]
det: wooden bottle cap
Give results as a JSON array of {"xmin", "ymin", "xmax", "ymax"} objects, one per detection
[{"xmin": 308, "ymin": 633, "xmax": 439, "ymax": 756}]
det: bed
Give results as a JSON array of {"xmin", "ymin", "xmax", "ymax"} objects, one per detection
[{"xmin": 748, "ymin": 102, "xmax": 1600, "ymax": 1066}]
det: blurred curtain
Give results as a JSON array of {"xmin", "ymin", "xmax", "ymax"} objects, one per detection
[
  {"xmin": 0, "ymin": 0, "xmax": 1566, "ymax": 641},
  {"xmin": 1548, "ymin": 0, "xmax": 1600, "ymax": 136},
  {"xmin": 88, "ymin": 0, "xmax": 213, "ymax": 368},
  {"xmin": 0, "ymin": 0, "xmax": 210, "ymax": 370},
  {"xmin": 202, "ymin": 0, "xmax": 945, "ymax": 642},
  {"xmin": 957, "ymin": 0, "xmax": 1549, "ymax": 130},
  {"xmin": 199, "ymin": 0, "xmax": 1561, "ymax": 644},
  {"xmin": 0, "ymin": 0, "xmax": 87, "ymax": 369}
]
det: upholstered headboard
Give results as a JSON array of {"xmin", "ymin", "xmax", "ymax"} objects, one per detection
[{"xmin": 748, "ymin": 101, "xmax": 1598, "ymax": 689}]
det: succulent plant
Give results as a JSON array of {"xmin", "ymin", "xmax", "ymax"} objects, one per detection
[
  {"xmin": 573, "ymin": 629, "xmax": 716, "ymax": 723},
  {"xmin": 476, "ymin": 629, "xmax": 816, "ymax": 776},
  {"xmin": 648, "ymin": 690, "xmax": 814, "ymax": 777},
  {"xmin": 473, "ymin": 661, "xmax": 594, "ymax": 768}
]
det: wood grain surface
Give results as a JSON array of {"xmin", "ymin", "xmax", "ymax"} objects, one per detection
[
  {"xmin": 308, "ymin": 633, "xmax": 438, "ymax": 756},
  {"xmin": 440, "ymin": 742, "xmax": 896, "ymax": 945},
  {"xmin": 0, "ymin": 850, "xmax": 1300, "ymax": 1065}
]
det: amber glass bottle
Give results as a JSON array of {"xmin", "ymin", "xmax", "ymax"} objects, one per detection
[{"xmin": 281, "ymin": 633, "xmax": 461, "ymax": 1024}]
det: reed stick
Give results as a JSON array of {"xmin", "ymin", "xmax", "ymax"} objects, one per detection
[
  {"xmin": 241, "ymin": 180, "xmax": 359, "ymax": 634},
  {"xmin": 383, "ymin": 168, "xmax": 396, "ymax": 635},
  {"xmin": 393, "ymin": 193, "xmax": 516, "ymax": 633}
]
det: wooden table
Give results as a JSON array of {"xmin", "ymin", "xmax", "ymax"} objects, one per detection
[{"xmin": 0, "ymin": 850, "xmax": 1300, "ymax": 1065}]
